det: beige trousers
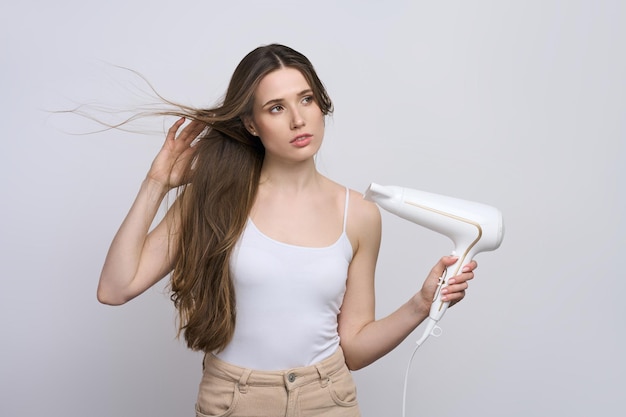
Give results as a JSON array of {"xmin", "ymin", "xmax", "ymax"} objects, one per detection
[{"xmin": 196, "ymin": 346, "xmax": 361, "ymax": 417}]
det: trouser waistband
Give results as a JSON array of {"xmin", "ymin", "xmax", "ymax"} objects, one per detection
[{"xmin": 203, "ymin": 347, "xmax": 347, "ymax": 392}]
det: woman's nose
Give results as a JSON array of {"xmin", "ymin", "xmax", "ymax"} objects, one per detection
[{"xmin": 291, "ymin": 110, "xmax": 305, "ymax": 129}]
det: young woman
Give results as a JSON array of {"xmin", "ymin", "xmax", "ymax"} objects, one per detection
[{"xmin": 97, "ymin": 44, "xmax": 476, "ymax": 417}]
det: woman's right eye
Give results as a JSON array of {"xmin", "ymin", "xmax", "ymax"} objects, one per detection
[{"xmin": 270, "ymin": 105, "xmax": 284, "ymax": 113}]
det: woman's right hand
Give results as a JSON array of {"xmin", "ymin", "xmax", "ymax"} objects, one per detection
[
  {"xmin": 98, "ymin": 117, "xmax": 206, "ymax": 305},
  {"xmin": 147, "ymin": 117, "xmax": 207, "ymax": 189}
]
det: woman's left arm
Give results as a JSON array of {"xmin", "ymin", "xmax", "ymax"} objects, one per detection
[{"xmin": 337, "ymin": 194, "xmax": 476, "ymax": 371}]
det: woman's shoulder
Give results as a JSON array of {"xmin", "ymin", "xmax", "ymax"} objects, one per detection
[
  {"xmin": 342, "ymin": 186, "xmax": 381, "ymax": 255},
  {"xmin": 347, "ymin": 187, "xmax": 380, "ymax": 227},
  {"xmin": 321, "ymin": 178, "xmax": 380, "ymax": 227},
  {"xmin": 319, "ymin": 176, "xmax": 380, "ymax": 222},
  {"xmin": 319, "ymin": 176, "xmax": 381, "ymax": 250}
]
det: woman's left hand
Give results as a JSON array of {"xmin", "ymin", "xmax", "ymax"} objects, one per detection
[{"xmin": 416, "ymin": 256, "xmax": 477, "ymax": 309}]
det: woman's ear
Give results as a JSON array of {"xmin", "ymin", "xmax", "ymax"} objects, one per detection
[{"xmin": 243, "ymin": 117, "xmax": 258, "ymax": 136}]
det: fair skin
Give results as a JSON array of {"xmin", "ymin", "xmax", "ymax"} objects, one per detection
[{"xmin": 97, "ymin": 67, "xmax": 476, "ymax": 370}]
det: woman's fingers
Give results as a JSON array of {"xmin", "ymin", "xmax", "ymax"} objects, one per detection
[
  {"xmin": 166, "ymin": 117, "xmax": 186, "ymax": 142},
  {"xmin": 148, "ymin": 118, "xmax": 205, "ymax": 187},
  {"xmin": 176, "ymin": 119, "xmax": 207, "ymax": 145},
  {"xmin": 166, "ymin": 118, "xmax": 206, "ymax": 150},
  {"xmin": 442, "ymin": 260, "xmax": 477, "ymax": 304}
]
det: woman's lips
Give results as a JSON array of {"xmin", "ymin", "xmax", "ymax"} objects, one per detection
[{"xmin": 290, "ymin": 134, "xmax": 313, "ymax": 147}]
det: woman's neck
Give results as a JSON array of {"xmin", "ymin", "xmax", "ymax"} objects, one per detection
[{"xmin": 259, "ymin": 158, "xmax": 322, "ymax": 193}]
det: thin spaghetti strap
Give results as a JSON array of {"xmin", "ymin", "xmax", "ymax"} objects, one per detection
[{"xmin": 342, "ymin": 187, "xmax": 350, "ymax": 233}]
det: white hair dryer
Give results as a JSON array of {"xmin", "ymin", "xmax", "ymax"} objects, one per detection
[{"xmin": 364, "ymin": 183, "xmax": 504, "ymax": 345}]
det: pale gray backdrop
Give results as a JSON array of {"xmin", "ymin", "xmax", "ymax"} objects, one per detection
[{"xmin": 2, "ymin": 0, "xmax": 624, "ymax": 416}]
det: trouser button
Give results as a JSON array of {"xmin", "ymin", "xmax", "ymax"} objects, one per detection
[{"xmin": 288, "ymin": 373, "xmax": 296, "ymax": 383}]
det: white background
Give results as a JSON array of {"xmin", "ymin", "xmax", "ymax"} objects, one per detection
[{"xmin": 2, "ymin": 1, "xmax": 624, "ymax": 416}]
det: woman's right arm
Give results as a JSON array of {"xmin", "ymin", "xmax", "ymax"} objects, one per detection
[{"xmin": 97, "ymin": 118, "xmax": 206, "ymax": 305}]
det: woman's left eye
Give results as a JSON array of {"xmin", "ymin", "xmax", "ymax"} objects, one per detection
[
  {"xmin": 302, "ymin": 96, "xmax": 313, "ymax": 104},
  {"xmin": 270, "ymin": 105, "xmax": 283, "ymax": 113}
]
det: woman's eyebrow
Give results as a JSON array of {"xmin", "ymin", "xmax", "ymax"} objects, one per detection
[{"xmin": 262, "ymin": 89, "xmax": 313, "ymax": 108}]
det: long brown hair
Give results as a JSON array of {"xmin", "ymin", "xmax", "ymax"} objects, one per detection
[{"xmin": 168, "ymin": 44, "xmax": 334, "ymax": 352}]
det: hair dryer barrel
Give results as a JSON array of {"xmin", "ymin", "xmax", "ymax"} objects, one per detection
[
  {"xmin": 364, "ymin": 183, "xmax": 504, "ymax": 251},
  {"xmin": 364, "ymin": 183, "xmax": 504, "ymax": 332}
]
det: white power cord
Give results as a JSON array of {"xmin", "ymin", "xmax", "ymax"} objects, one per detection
[{"xmin": 401, "ymin": 322, "xmax": 442, "ymax": 417}]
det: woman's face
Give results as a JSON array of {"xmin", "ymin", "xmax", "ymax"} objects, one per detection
[{"xmin": 247, "ymin": 67, "xmax": 325, "ymax": 164}]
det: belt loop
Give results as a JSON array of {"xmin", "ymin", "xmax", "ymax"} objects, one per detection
[
  {"xmin": 237, "ymin": 368, "xmax": 252, "ymax": 394},
  {"xmin": 315, "ymin": 363, "xmax": 329, "ymax": 388}
]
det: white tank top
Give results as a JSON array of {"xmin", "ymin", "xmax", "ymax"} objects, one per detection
[{"xmin": 215, "ymin": 188, "xmax": 353, "ymax": 370}]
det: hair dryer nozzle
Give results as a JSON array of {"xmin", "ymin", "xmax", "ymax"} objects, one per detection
[{"xmin": 364, "ymin": 182, "xmax": 399, "ymax": 202}]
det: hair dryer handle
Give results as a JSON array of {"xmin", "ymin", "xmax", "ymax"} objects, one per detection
[
  {"xmin": 428, "ymin": 261, "xmax": 457, "ymax": 323},
  {"xmin": 429, "ymin": 267, "xmax": 454, "ymax": 322},
  {"xmin": 416, "ymin": 257, "xmax": 465, "ymax": 345},
  {"xmin": 425, "ymin": 247, "xmax": 478, "ymax": 333}
]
